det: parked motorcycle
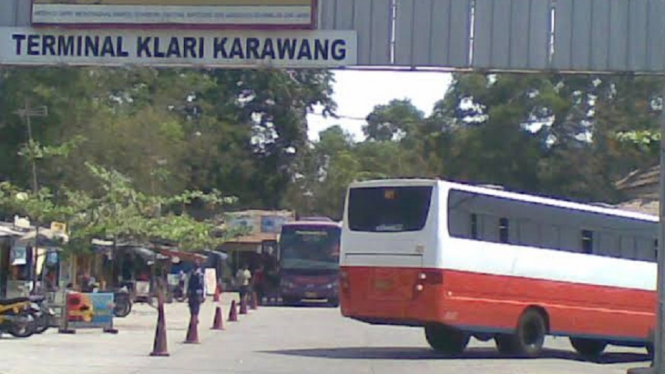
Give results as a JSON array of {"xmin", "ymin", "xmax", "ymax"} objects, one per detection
[
  {"xmin": 0, "ymin": 297, "xmax": 36, "ymax": 338},
  {"xmin": 27, "ymin": 295, "xmax": 56, "ymax": 334},
  {"xmin": 113, "ymin": 287, "xmax": 132, "ymax": 318}
]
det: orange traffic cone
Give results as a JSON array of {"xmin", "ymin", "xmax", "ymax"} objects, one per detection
[
  {"xmin": 228, "ymin": 299, "xmax": 238, "ymax": 322},
  {"xmin": 150, "ymin": 291, "xmax": 169, "ymax": 357},
  {"xmin": 212, "ymin": 305, "xmax": 224, "ymax": 330},
  {"xmin": 184, "ymin": 314, "xmax": 200, "ymax": 344},
  {"xmin": 249, "ymin": 292, "xmax": 258, "ymax": 310},
  {"xmin": 239, "ymin": 294, "xmax": 248, "ymax": 315}
]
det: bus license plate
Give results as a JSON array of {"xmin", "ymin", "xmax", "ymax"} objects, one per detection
[{"xmin": 305, "ymin": 292, "xmax": 318, "ymax": 298}]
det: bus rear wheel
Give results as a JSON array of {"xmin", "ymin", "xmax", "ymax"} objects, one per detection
[
  {"xmin": 570, "ymin": 337, "xmax": 607, "ymax": 359},
  {"xmin": 495, "ymin": 309, "xmax": 547, "ymax": 357},
  {"xmin": 424, "ymin": 324, "xmax": 470, "ymax": 354}
]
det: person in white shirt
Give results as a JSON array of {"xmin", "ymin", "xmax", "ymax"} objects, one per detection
[{"xmin": 235, "ymin": 264, "xmax": 252, "ymax": 302}]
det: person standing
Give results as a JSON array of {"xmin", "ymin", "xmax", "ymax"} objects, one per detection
[
  {"xmin": 235, "ymin": 264, "xmax": 252, "ymax": 302},
  {"xmin": 187, "ymin": 259, "xmax": 205, "ymax": 318},
  {"xmin": 253, "ymin": 265, "xmax": 265, "ymax": 304}
]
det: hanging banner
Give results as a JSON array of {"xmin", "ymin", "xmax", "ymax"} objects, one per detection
[
  {"xmin": 31, "ymin": 0, "xmax": 317, "ymax": 29},
  {"xmin": 0, "ymin": 27, "xmax": 357, "ymax": 68},
  {"xmin": 10, "ymin": 246, "xmax": 27, "ymax": 266}
]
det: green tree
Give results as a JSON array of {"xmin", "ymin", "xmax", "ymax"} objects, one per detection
[
  {"xmin": 363, "ymin": 99, "xmax": 425, "ymax": 142},
  {"xmin": 0, "ymin": 66, "xmax": 337, "ymax": 213},
  {"xmin": 198, "ymin": 68, "xmax": 336, "ymax": 208}
]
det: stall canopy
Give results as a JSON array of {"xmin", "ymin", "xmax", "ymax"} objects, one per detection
[
  {"xmin": 128, "ymin": 246, "xmax": 169, "ymax": 262},
  {"xmin": 205, "ymin": 250, "xmax": 228, "ymax": 261},
  {"xmin": 18, "ymin": 227, "xmax": 69, "ymax": 247},
  {"xmin": 0, "ymin": 226, "xmax": 24, "ymax": 238},
  {"xmin": 157, "ymin": 247, "xmax": 207, "ymax": 263}
]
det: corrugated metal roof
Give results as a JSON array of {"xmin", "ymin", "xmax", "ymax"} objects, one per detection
[
  {"xmin": 615, "ymin": 165, "xmax": 659, "ymax": 191},
  {"xmin": 617, "ymin": 199, "xmax": 660, "ymax": 216}
]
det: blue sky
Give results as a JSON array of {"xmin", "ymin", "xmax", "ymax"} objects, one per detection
[{"xmin": 306, "ymin": 70, "xmax": 453, "ymax": 142}]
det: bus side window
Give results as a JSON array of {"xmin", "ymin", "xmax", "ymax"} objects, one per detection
[
  {"xmin": 499, "ymin": 218, "xmax": 509, "ymax": 244},
  {"xmin": 619, "ymin": 235, "xmax": 636, "ymax": 260},
  {"xmin": 541, "ymin": 224, "xmax": 560, "ymax": 251},
  {"xmin": 635, "ymin": 237, "xmax": 656, "ymax": 262},
  {"xmin": 598, "ymin": 232, "xmax": 619, "ymax": 258},
  {"xmin": 518, "ymin": 219, "xmax": 539, "ymax": 247},
  {"xmin": 482, "ymin": 215, "xmax": 497, "ymax": 242},
  {"xmin": 581, "ymin": 230, "xmax": 593, "ymax": 254},
  {"xmin": 471, "ymin": 214, "xmax": 479, "ymax": 239}
]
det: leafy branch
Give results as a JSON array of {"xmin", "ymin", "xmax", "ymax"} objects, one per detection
[
  {"xmin": 0, "ymin": 182, "xmax": 75, "ymax": 224},
  {"xmin": 17, "ymin": 136, "xmax": 87, "ymax": 161},
  {"xmin": 615, "ymin": 130, "xmax": 661, "ymax": 152},
  {"xmin": 67, "ymin": 162, "xmax": 243, "ymax": 252}
]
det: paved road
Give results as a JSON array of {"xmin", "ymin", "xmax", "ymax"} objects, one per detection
[{"xmin": 0, "ymin": 294, "xmax": 652, "ymax": 374}]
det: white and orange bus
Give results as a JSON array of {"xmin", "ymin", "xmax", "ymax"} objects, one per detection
[{"xmin": 339, "ymin": 178, "xmax": 658, "ymax": 358}]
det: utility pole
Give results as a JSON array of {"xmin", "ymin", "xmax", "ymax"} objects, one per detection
[{"xmin": 14, "ymin": 99, "xmax": 48, "ymax": 294}]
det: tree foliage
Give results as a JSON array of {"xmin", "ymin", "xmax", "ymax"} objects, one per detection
[
  {"xmin": 0, "ymin": 67, "xmax": 662, "ymax": 225},
  {"xmin": 0, "ymin": 158, "xmax": 245, "ymax": 255},
  {"xmin": 282, "ymin": 73, "xmax": 664, "ymax": 219},
  {"xmin": 0, "ymin": 66, "xmax": 335, "ymax": 211}
]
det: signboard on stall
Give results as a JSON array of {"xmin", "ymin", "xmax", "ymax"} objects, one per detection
[
  {"xmin": 66, "ymin": 292, "xmax": 114, "ymax": 329},
  {"xmin": 260, "ymin": 215, "xmax": 288, "ymax": 233},
  {"xmin": 228, "ymin": 214, "xmax": 254, "ymax": 228},
  {"xmin": 50, "ymin": 221, "xmax": 67, "ymax": 234},
  {"xmin": 31, "ymin": 0, "xmax": 317, "ymax": 29}
]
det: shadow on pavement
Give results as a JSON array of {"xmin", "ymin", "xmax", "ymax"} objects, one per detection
[
  {"xmin": 258, "ymin": 303, "xmax": 337, "ymax": 309},
  {"xmin": 261, "ymin": 346, "xmax": 650, "ymax": 364}
]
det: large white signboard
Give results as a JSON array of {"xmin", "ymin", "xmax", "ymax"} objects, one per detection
[
  {"xmin": 31, "ymin": 0, "xmax": 317, "ymax": 28},
  {"xmin": 0, "ymin": 27, "xmax": 357, "ymax": 68}
]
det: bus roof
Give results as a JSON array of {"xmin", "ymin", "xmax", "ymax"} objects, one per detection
[
  {"xmin": 349, "ymin": 178, "xmax": 437, "ymax": 188},
  {"xmin": 348, "ymin": 178, "xmax": 658, "ymax": 223},
  {"xmin": 299, "ymin": 216, "xmax": 335, "ymax": 222},
  {"xmin": 282, "ymin": 221, "xmax": 342, "ymax": 228}
]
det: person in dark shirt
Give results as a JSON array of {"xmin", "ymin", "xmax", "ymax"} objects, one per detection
[{"xmin": 187, "ymin": 259, "xmax": 205, "ymax": 317}]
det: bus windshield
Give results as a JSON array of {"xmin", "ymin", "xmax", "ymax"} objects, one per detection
[
  {"xmin": 347, "ymin": 185, "xmax": 433, "ymax": 232},
  {"xmin": 279, "ymin": 225, "xmax": 340, "ymax": 270}
]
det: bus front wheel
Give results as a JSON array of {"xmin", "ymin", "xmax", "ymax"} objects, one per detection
[{"xmin": 424, "ymin": 324, "xmax": 470, "ymax": 354}]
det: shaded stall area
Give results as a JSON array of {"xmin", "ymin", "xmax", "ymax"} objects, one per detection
[
  {"xmin": 111, "ymin": 243, "xmax": 170, "ymax": 304},
  {"xmin": 0, "ymin": 225, "xmax": 25, "ymax": 298},
  {"xmin": 0, "ymin": 225, "xmax": 68, "ymax": 299}
]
